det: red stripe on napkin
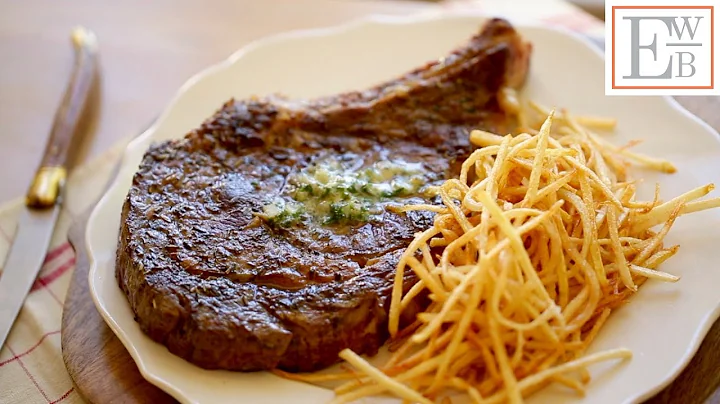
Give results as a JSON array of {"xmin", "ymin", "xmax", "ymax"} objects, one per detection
[
  {"xmin": 31, "ymin": 257, "xmax": 76, "ymax": 292},
  {"xmin": 46, "ymin": 285, "xmax": 64, "ymax": 306},
  {"xmin": 43, "ymin": 243, "xmax": 72, "ymax": 265},
  {"xmin": 49, "ymin": 388, "xmax": 74, "ymax": 404},
  {"xmin": 0, "ymin": 331, "xmax": 61, "ymax": 368},
  {"xmin": 7, "ymin": 344, "xmax": 51, "ymax": 402}
]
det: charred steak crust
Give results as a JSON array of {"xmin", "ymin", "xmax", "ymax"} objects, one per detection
[{"xmin": 116, "ymin": 19, "xmax": 530, "ymax": 372}]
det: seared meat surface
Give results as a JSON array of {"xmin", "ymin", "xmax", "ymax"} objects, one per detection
[{"xmin": 116, "ymin": 18, "xmax": 531, "ymax": 372}]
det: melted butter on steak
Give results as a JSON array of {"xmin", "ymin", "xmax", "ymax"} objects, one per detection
[{"xmin": 262, "ymin": 150, "xmax": 441, "ymax": 227}]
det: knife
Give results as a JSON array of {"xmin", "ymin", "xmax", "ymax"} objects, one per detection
[{"xmin": 0, "ymin": 26, "xmax": 98, "ymax": 349}]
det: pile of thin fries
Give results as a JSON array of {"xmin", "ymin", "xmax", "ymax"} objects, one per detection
[{"xmin": 326, "ymin": 103, "xmax": 720, "ymax": 403}]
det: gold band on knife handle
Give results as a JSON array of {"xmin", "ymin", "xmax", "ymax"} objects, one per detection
[
  {"xmin": 25, "ymin": 167, "xmax": 67, "ymax": 209},
  {"xmin": 25, "ymin": 26, "xmax": 98, "ymax": 210}
]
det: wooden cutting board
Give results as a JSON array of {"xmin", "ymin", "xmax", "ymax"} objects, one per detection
[{"xmin": 61, "ymin": 96, "xmax": 720, "ymax": 404}]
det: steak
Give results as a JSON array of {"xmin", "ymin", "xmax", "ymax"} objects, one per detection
[{"xmin": 116, "ymin": 18, "xmax": 531, "ymax": 372}]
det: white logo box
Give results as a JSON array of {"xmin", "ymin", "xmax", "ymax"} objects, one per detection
[{"xmin": 605, "ymin": 0, "xmax": 720, "ymax": 95}]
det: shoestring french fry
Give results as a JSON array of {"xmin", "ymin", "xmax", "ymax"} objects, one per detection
[{"xmin": 329, "ymin": 100, "xmax": 720, "ymax": 404}]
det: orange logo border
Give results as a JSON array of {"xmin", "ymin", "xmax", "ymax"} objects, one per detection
[{"xmin": 611, "ymin": 5, "xmax": 714, "ymax": 90}]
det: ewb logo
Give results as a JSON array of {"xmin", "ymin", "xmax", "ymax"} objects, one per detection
[{"xmin": 606, "ymin": 1, "xmax": 720, "ymax": 95}]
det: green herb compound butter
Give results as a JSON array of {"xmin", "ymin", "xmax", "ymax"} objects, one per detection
[{"xmin": 262, "ymin": 155, "xmax": 436, "ymax": 227}]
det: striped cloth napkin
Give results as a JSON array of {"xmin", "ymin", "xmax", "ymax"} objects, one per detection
[
  {"xmin": 0, "ymin": 142, "xmax": 127, "ymax": 404},
  {"xmin": 0, "ymin": 2, "xmax": 603, "ymax": 403}
]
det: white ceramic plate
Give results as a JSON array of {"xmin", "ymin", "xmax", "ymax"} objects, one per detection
[{"xmin": 87, "ymin": 12, "xmax": 720, "ymax": 404}]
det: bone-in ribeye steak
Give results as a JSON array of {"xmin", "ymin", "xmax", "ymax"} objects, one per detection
[{"xmin": 116, "ymin": 18, "xmax": 531, "ymax": 372}]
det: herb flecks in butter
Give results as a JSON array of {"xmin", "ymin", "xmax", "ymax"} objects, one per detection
[
  {"xmin": 262, "ymin": 199, "xmax": 305, "ymax": 227},
  {"xmin": 263, "ymin": 155, "xmax": 433, "ymax": 227}
]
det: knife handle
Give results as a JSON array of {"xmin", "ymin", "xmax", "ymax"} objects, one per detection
[{"xmin": 26, "ymin": 27, "xmax": 98, "ymax": 209}]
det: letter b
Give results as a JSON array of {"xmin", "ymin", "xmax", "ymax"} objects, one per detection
[{"xmin": 676, "ymin": 52, "xmax": 696, "ymax": 77}]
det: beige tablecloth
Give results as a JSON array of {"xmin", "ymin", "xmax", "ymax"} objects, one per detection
[{"xmin": 0, "ymin": 1, "xmax": 603, "ymax": 402}]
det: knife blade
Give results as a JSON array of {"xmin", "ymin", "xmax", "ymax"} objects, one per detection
[{"xmin": 0, "ymin": 26, "xmax": 98, "ymax": 349}]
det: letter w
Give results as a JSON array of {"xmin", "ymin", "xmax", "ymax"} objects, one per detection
[{"xmin": 670, "ymin": 17, "xmax": 703, "ymax": 40}]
